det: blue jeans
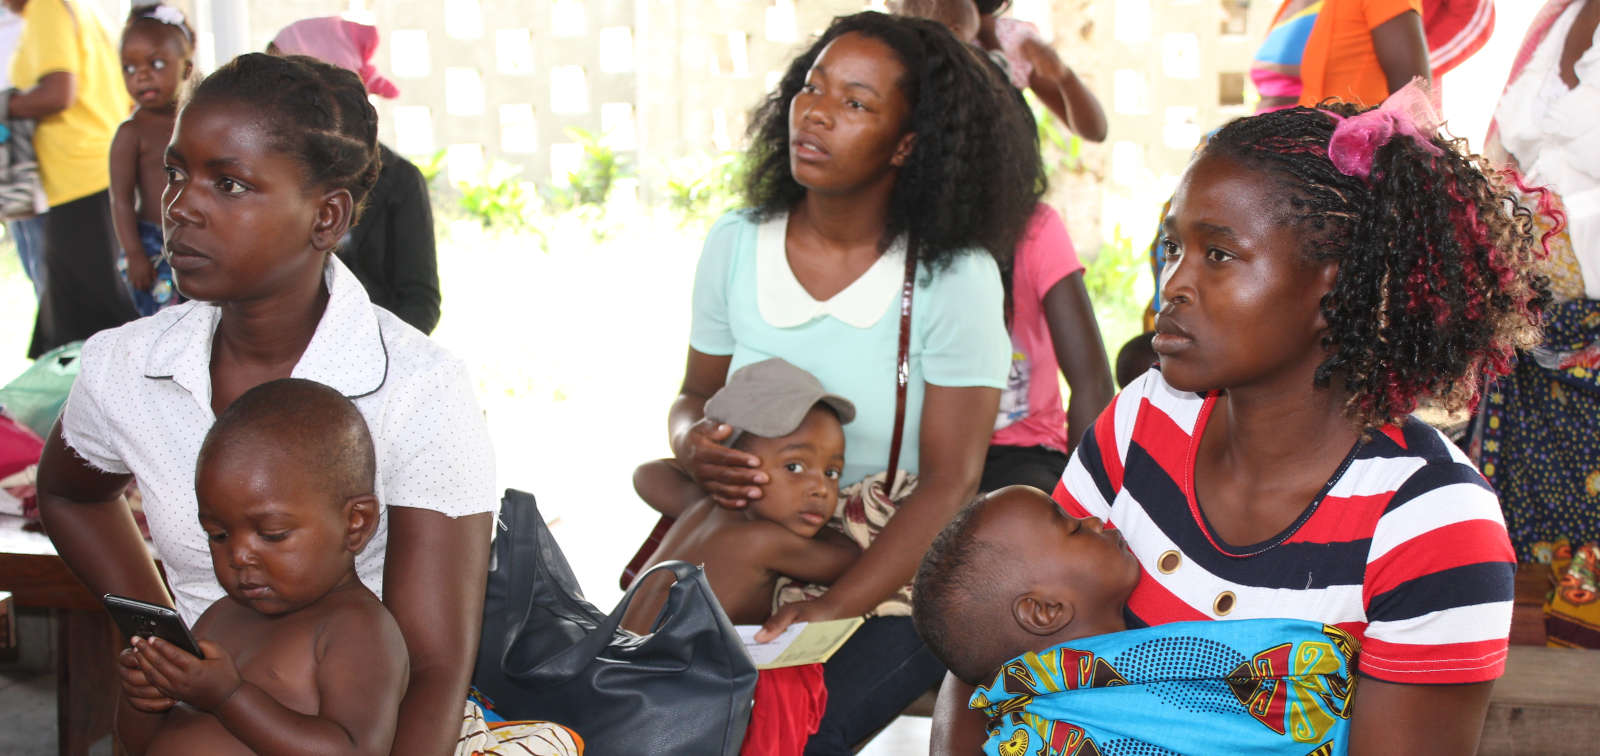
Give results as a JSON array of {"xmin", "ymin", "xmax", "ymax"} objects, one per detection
[
  {"xmin": 9, "ymin": 213, "xmax": 45, "ymax": 297},
  {"xmin": 805, "ymin": 616, "xmax": 945, "ymax": 754},
  {"xmin": 116, "ymin": 220, "xmax": 178, "ymax": 316}
]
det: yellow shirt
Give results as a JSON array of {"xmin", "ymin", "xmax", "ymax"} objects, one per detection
[{"xmin": 10, "ymin": 0, "xmax": 130, "ymax": 206}]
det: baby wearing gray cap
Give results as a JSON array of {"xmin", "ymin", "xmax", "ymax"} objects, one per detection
[{"xmin": 621, "ymin": 358, "xmax": 862, "ymax": 633}]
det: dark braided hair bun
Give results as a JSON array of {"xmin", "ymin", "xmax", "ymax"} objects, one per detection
[
  {"xmin": 1204, "ymin": 103, "xmax": 1550, "ymax": 430},
  {"xmin": 744, "ymin": 11, "xmax": 1043, "ymax": 272},
  {"xmin": 190, "ymin": 53, "xmax": 382, "ymax": 223}
]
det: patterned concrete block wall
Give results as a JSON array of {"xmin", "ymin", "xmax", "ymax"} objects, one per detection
[
  {"xmin": 231, "ymin": 1, "xmax": 876, "ymax": 197},
  {"xmin": 97, "ymin": 0, "xmax": 1284, "ymax": 238},
  {"xmin": 1046, "ymin": 0, "xmax": 1281, "ymax": 245},
  {"xmin": 634, "ymin": 1, "xmax": 866, "ymax": 185}
]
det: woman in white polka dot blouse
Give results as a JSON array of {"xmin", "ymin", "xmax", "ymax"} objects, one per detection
[{"xmin": 33, "ymin": 54, "xmax": 497, "ymax": 756}]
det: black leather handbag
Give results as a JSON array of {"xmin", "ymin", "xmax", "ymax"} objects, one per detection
[{"xmin": 473, "ymin": 489, "xmax": 758, "ymax": 755}]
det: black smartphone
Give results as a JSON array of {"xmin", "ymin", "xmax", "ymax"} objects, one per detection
[{"xmin": 102, "ymin": 594, "xmax": 204, "ymax": 658}]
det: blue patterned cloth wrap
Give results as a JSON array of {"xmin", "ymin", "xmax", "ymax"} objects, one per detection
[
  {"xmin": 117, "ymin": 219, "xmax": 179, "ymax": 317},
  {"xmin": 972, "ymin": 619, "xmax": 1358, "ymax": 756}
]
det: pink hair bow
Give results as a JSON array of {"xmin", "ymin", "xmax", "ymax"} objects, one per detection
[{"xmin": 1325, "ymin": 77, "xmax": 1444, "ymax": 179}]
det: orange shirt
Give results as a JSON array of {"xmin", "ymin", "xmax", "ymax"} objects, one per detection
[{"xmin": 1295, "ymin": 0, "xmax": 1422, "ymax": 107}]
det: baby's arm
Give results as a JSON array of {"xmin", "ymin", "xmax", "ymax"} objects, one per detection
[
  {"xmin": 115, "ymin": 647, "xmax": 172, "ymax": 756},
  {"xmin": 633, "ymin": 457, "xmax": 705, "ymax": 519},
  {"xmin": 755, "ymin": 525, "xmax": 862, "ymax": 586},
  {"xmin": 108, "ymin": 121, "xmax": 154, "ymax": 291},
  {"xmin": 134, "ymin": 607, "xmax": 409, "ymax": 756},
  {"xmin": 116, "ymin": 604, "xmax": 220, "ymax": 755}
]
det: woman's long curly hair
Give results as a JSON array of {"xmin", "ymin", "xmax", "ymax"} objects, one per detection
[
  {"xmin": 743, "ymin": 11, "xmax": 1044, "ymax": 272},
  {"xmin": 1203, "ymin": 103, "xmax": 1551, "ymax": 430}
]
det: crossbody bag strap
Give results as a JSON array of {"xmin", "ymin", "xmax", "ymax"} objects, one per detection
[{"xmin": 880, "ymin": 243, "xmax": 916, "ymax": 495}]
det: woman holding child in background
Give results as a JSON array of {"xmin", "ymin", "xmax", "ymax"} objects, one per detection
[
  {"xmin": 661, "ymin": 12, "xmax": 1041, "ymax": 752},
  {"xmin": 934, "ymin": 85, "xmax": 1546, "ymax": 753},
  {"xmin": 35, "ymin": 53, "xmax": 497, "ymax": 756}
]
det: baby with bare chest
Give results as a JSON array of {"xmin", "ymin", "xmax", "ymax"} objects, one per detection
[
  {"xmin": 115, "ymin": 378, "xmax": 408, "ymax": 756},
  {"xmin": 623, "ymin": 358, "xmax": 862, "ymax": 631}
]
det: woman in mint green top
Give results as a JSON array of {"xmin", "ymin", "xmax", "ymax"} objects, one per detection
[
  {"xmin": 689, "ymin": 210, "xmax": 1011, "ymax": 487},
  {"xmin": 664, "ymin": 12, "xmax": 1044, "ymax": 752}
]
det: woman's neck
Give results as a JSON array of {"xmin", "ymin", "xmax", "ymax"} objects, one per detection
[
  {"xmin": 1195, "ymin": 375, "xmax": 1360, "ymax": 547},
  {"xmin": 1209, "ymin": 383, "xmax": 1358, "ymax": 475},
  {"xmin": 791, "ymin": 186, "xmax": 893, "ymax": 251},
  {"xmin": 213, "ymin": 276, "xmax": 331, "ymax": 370}
]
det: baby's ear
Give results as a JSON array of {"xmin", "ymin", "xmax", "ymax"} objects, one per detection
[
  {"xmin": 342, "ymin": 494, "xmax": 380, "ymax": 553},
  {"xmin": 1013, "ymin": 592, "xmax": 1074, "ymax": 636}
]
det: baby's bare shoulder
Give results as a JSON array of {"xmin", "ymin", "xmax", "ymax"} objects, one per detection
[{"xmin": 313, "ymin": 589, "xmax": 404, "ymax": 648}]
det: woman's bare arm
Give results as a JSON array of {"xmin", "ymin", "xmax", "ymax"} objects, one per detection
[
  {"xmin": 1023, "ymin": 38, "xmax": 1107, "ymax": 143},
  {"xmin": 669, "ymin": 348, "xmax": 767, "ymax": 507},
  {"xmin": 36, "ymin": 420, "xmax": 172, "ymax": 608},
  {"xmin": 1371, "ymin": 11, "xmax": 1431, "ymax": 95},
  {"xmin": 1041, "ymin": 271, "xmax": 1113, "ymax": 452},
  {"xmin": 1348, "ymin": 678, "xmax": 1493, "ymax": 755},
  {"xmin": 381, "ymin": 507, "xmax": 493, "ymax": 756},
  {"xmin": 9, "ymin": 71, "xmax": 75, "ymax": 119},
  {"xmin": 930, "ymin": 672, "xmax": 986, "ymax": 755}
]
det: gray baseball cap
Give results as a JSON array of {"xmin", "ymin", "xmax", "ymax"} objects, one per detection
[{"xmin": 705, "ymin": 358, "xmax": 856, "ymax": 439}]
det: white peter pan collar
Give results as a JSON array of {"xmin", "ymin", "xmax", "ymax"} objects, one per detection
[{"xmin": 756, "ymin": 211, "xmax": 907, "ymax": 329}]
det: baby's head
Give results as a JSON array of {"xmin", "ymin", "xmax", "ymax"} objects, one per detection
[
  {"xmin": 122, "ymin": 4, "xmax": 195, "ymax": 111},
  {"xmin": 913, "ymin": 486, "xmax": 1140, "ymax": 685},
  {"xmin": 195, "ymin": 378, "xmax": 379, "ymax": 616},
  {"xmin": 706, "ymin": 359, "xmax": 854, "ymax": 537}
]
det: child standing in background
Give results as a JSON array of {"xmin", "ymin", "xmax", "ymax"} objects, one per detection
[{"xmin": 109, "ymin": 3, "xmax": 193, "ymax": 315}]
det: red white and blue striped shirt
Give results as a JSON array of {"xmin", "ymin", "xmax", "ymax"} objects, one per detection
[{"xmin": 1054, "ymin": 370, "xmax": 1515, "ymax": 684}]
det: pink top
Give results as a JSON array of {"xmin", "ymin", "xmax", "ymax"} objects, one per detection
[
  {"xmin": 991, "ymin": 204, "xmax": 1084, "ymax": 453},
  {"xmin": 272, "ymin": 16, "xmax": 400, "ymax": 98}
]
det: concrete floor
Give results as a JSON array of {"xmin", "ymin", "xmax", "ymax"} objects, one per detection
[
  {"xmin": 0, "ymin": 609, "xmax": 113, "ymax": 756},
  {"xmin": 1, "ymin": 608, "xmax": 930, "ymax": 756}
]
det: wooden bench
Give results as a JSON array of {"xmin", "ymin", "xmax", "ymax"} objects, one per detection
[{"xmin": 1481, "ymin": 646, "xmax": 1600, "ymax": 755}]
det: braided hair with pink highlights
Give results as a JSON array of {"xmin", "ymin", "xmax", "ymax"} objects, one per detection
[{"xmin": 1202, "ymin": 103, "xmax": 1551, "ymax": 430}]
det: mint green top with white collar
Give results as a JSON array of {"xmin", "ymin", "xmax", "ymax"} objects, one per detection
[{"xmin": 691, "ymin": 210, "xmax": 1010, "ymax": 487}]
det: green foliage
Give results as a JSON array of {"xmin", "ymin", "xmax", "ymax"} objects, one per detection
[
  {"xmin": 456, "ymin": 165, "xmax": 531, "ymax": 230},
  {"xmin": 415, "ymin": 148, "xmax": 447, "ymax": 187},
  {"xmin": 1026, "ymin": 89, "xmax": 1082, "ymax": 176},
  {"xmin": 545, "ymin": 127, "xmax": 630, "ymax": 213},
  {"xmin": 661, "ymin": 151, "xmax": 746, "ymax": 224},
  {"xmin": 1082, "ymin": 234, "xmax": 1154, "ymax": 361}
]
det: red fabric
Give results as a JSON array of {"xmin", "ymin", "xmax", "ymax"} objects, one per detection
[
  {"xmin": 1422, "ymin": 0, "xmax": 1496, "ymax": 77},
  {"xmin": 0, "ymin": 412, "xmax": 43, "ymax": 480},
  {"xmin": 740, "ymin": 664, "xmax": 827, "ymax": 756}
]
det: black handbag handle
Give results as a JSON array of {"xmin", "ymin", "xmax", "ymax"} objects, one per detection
[{"xmin": 518, "ymin": 560, "xmax": 708, "ymax": 684}]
